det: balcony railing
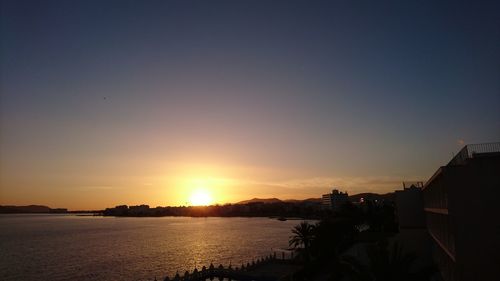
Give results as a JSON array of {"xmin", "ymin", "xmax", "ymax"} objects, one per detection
[{"xmin": 448, "ymin": 142, "xmax": 500, "ymax": 166}]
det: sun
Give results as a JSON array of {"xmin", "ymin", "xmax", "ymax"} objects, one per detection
[{"xmin": 189, "ymin": 189, "xmax": 213, "ymax": 206}]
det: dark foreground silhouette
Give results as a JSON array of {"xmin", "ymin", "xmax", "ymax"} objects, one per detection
[{"xmin": 285, "ymin": 202, "xmax": 437, "ymax": 281}]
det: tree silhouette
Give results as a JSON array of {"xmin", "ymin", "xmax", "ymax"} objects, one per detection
[
  {"xmin": 311, "ymin": 217, "xmax": 358, "ymax": 262},
  {"xmin": 340, "ymin": 240, "xmax": 436, "ymax": 281},
  {"xmin": 289, "ymin": 221, "xmax": 316, "ymax": 260}
]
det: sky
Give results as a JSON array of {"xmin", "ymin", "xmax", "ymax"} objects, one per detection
[{"xmin": 1, "ymin": 0, "xmax": 499, "ymax": 210}]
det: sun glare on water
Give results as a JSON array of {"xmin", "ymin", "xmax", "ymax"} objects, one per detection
[{"xmin": 189, "ymin": 189, "xmax": 213, "ymax": 206}]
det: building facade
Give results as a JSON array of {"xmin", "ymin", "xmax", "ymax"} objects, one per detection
[
  {"xmin": 322, "ymin": 189, "xmax": 349, "ymax": 210},
  {"xmin": 395, "ymin": 182, "xmax": 425, "ymax": 228},
  {"xmin": 422, "ymin": 143, "xmax": 500, "ymax": 281},
  {"xmin": 393, "ymin": 182, "xmax": 433, "ymax": 272}
]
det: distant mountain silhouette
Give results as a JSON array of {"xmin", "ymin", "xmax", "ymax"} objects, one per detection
[
  {"xmin": 0, "ymin": 205, "xmax": 67, "ymax": 213},
  {"xmin": 235, "ymin": 193, "xmax": 394, "ymax": 205},
  {"xmin": 236, "ymin": 198, "xmax": 283, "ymax": 204},
  {"xmin": 284, "ymin": 198, "xmax": 323, "ymax": 203},
  {"xmin": 235, "ymin": 198, "xmax": 323, "ymax": 204},
  {"xmin": 348, "ymin": 192, "xmax": 395, "ymax": 202}
]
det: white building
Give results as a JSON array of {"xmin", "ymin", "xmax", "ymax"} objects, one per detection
[{"xmin": 322, "ymin": 189, "xmax": 349, "ymax": 210}]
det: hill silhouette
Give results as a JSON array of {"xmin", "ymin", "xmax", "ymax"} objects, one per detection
[
  {"xmin": 0, "ymin": 205, "xmax": 68, "ymax": 213},
  {"xmin": 348, "ymin": 192, "xmax": 395, "ymax": 202},
  {"xmin": 236, "ymin": 198, "xmax": 283, "ymax": 204},
  {"xmin": 235, "ymin": 193, "xmax": 394, "ymax": 205}
]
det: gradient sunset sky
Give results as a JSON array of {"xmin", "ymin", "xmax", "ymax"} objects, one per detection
[{"xmin": 1, "ymin": 0, "xmax": 499, "ymax": 210}]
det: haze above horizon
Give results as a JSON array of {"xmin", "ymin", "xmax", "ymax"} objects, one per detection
[{"xmin": 1, "ymin": 0, "xmax": 499, "ymax": 210}]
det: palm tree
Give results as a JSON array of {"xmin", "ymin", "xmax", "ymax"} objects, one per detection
[
  {"xmin": 312, "ymin": 217, "xmax": 358, "ymax": 260},
  {"xmin": 340, "ymin": 240, "xmax": 436, "ymax": 281},
  {"xmin": 289, "ymin": 221, "xmax": 316, "ymax": 260}
]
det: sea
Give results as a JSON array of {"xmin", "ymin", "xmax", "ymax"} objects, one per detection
[{"xmin": 0, "ymin": 214, "xmax": 306, "ymax": 281}]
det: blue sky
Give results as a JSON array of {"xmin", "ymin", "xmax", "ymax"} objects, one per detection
[{"xmin": 1, "ymin": 0, "xmax": 499, "ymax": 209}]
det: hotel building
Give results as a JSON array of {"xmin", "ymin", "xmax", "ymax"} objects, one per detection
[
  {"xmin": 422, "ymin": 143, "xmax": 500, "ymax": 281},
  {"xmin": 322, "ymin": 189, "xmax": 349, "ymax": 210}
]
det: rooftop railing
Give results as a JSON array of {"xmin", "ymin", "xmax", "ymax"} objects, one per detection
[
  {"xmin": 448, "ymin": 142, "xmax": 500, "ymax": 166},
  {"xmin": 403, "ymin": 181, "xmax": 424, "ymax": 189}
]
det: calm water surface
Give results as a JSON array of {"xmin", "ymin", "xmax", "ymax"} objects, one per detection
[{"xmin": 0, "ymin": 214, "xmax": 304, "ymax": 281}]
